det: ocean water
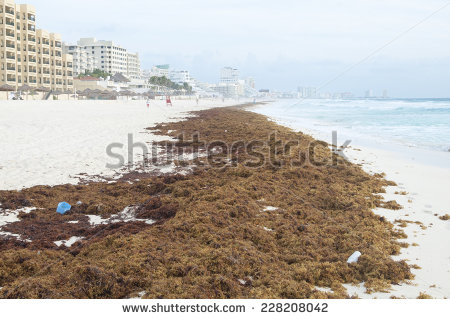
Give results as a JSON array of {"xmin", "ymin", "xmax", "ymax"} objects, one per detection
[{"xmin": 256, "ymin": 98, "xmax": 450, "ymax": 153}]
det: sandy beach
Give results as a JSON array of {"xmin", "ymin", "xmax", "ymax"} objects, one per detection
[
  {"xmin": 0, "ymin": 99, "xmax": 240, "ymax": 190},
  {"xmin": 251, "ymin": 103, "xmax": 450, "ymax": 299}
]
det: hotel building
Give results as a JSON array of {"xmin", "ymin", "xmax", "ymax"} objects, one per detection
[
  {"xmin": 63, "ymin": 38, "xmax": 141, "ymax": 80},
  {"xmin": 0, "ymin": 0, "xmax": 73, "ymax": 91},
  {"xmin": 220, "ymin": 67, "xmax": 239, "ymax": 84}
]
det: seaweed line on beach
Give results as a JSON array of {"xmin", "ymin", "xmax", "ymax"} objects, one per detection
[{"xmin": 0, "ymin": 105, "xmax": 412, "ymax": 298}]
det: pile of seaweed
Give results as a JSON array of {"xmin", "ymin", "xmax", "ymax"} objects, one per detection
[{"xmin": 0, "ymin": 106, "xmax": 412, "ymax": 299}]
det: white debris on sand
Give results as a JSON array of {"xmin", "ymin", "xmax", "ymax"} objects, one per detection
[
  {"xmin": 237, "ymin": 279, "xmax": 246, "ymax": 285},
  {"xmin": 87, "ymin": 206, "xmax": 156, "ymax": 226},
  {"xmin": 347, "ymin": 251, "xmax": 362, "ymax": 264},
  {"xmin": 67, "ymin": 220, "xmax": 79, "ymax": 224},
  {"xmin": 54, "ymin": 236, "xmax": 84, "ymax": 247},
  {"xmin": 263, "ymin": 227, "xmax": 273, "ymax": 232},
  {"xmin": 263, "ymin": 206, "xmax": 278, "ymax": 212}
]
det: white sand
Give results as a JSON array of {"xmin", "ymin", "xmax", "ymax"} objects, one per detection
[
  {"xmin": 0, "ymin": 207, "xmax": 36, "ymax": 242},
  {"xmin": 262, "ymin": 206, "xmax": 278, "ymax": 212},
  {"xmin": 0, "ymin": 98, "xmax": 240, "ymax": 190},
  {"xmin": 54, "ymin": 236, "xmax": 84, "ymax": 247},
  {"xmin": 87, "ymin": 206, "xmax": 155, "ymax": 226},
  {"xmin": 254, "ymin": 107, "xmax": 450, "ymax": 299}
]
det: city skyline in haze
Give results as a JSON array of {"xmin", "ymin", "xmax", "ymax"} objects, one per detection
[{"xmin": 28, "ymin": 0, "xmax": 450, "ymax": 97}]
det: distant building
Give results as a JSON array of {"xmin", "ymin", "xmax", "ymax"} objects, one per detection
[
  {"xmin": 63, "ymin": 44, "xmax": 97, "ymax": 76},
  {"xmin": 298, "ymin": 87, "xmax": 317, "ymax": 98},
  {"xmin": 63, "ymin": 38, "xmax": 141, "ymax": 79},
  {"xmin": 365, "ymin": 89, "xmax": 374, "ymax": 98},
  {"xmin": 245, "ymin": 77, "xmax": 255, "ymax": 89},
  {"xmin": 150, "ymin": 64, "xmax": 170, "ymax": 78},
  {"xmin": 213, "ymin": 83, "xmax": 240, "ymax": 97},
  {"xmin": 169, "ymin": 70, "xmax": 191, "ymax": 85},
  {"xmin": 126, "ymin": 52, "xmax": 140, "ymax": 80},
  {"xmin": 382, "ymin": 89, "xmax": 389, "ymax": 98},
  {"xmin": 220, "ymin": 67, "xmax": 239, "ymax": 84}
]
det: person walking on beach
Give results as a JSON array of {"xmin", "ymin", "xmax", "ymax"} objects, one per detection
[{"xmin": 166, "ymin": 96, "xmax": 172, "ymax": 106}]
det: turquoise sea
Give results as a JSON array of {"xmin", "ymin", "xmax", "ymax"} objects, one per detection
[{"xmin": 256, "ymin": 98, "xmax": 450, "ymax": 153}]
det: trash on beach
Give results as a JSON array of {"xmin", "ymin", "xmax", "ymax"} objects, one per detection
[
  {"xmin": 56, "ymin": 202, "xmax": 71, "ymax": 215},
  {"xmin": 347, "ymin": 251, "xmax": 361, "ymax": 264},
  {"xmin": 76, "ymin": 201, "xmax": 83, "ymax": 205}
]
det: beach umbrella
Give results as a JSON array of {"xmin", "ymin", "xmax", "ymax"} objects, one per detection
[
  {"xmin": 119, "ymin": 90, "xmax": 129, "ymax": 100},
  {"xmin": 0, "ymin": 84, "xmax": 16, "ymax": 100},
  {"xmin": 19, "ymin": 85, "xmax": 33, "ymax": 100},
  {"xmin": 52, "ymin": 90, "xmax": 63, "ymax": 100},
  {"xmin": 35, "ymin": 86, "xmax": 50, "ymax": 92},
  {"xmin": 34, "ymin": 86, "xmax": 50, "ymax": 99},
  {"xmin": 63, "ymin": 90, "xmax": 72, "ymax": 100}
]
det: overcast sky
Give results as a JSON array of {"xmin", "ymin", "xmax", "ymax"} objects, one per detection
[{"xmin": 31, "ymin": 0, "xmax": 450, "ymax": 97}]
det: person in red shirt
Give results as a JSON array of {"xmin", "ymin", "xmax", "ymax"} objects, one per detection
[{"xmin": 166, "ymin": 96, "xmax": 172, "ymax": 106}]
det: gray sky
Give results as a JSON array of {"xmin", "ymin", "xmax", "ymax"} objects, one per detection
[{"xmin": 31, "ymin": 0, "xmax": 450, "ymax": 97}]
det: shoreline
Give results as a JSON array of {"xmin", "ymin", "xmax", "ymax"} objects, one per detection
[
  {"xmin": 0, "ymin": 104, "xmax": 414, "ymax": 298},
  {"xmin": 249, "ymin": 103, "xmax": 450, "ymax": 299}
]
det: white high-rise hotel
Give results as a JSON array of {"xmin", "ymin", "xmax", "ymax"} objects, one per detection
[
  {"xmin": 220, "ymin": 66, "xmax": 239, "ymax": 84},
  {"xmin": 63, "ymin": 38, "xmax": 141, "ymax": 79}
]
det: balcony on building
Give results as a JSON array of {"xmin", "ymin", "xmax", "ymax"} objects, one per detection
[
  {"xmin": 5, "ymin": 17, "xmax": 15, "ymax": 27},
  {"xmin": 6, "ymin": 52, "xmax": 15, "ymax": 60},
  {"xmin": 5, "ymin": 40, "xmax": 15, "ymax": 49},
  {"xmin": 28, "ymin": 13, "xmax": 36, "ymax": 22},
  {"xmin": 6, "ymin": 63, "xmax": 15, "ymax": 71},
  {"xmin": 28, "ymin": 35, "xmax": 36, "ymax": 42},
  {"xmin": 42, "ymin": 58, "xmax": 50, "ymax": 65},
  {"xmin": 5, "ymin": 6, "xmax": 14, "ymax": 16},
  {"xmin": 5, "ymin": 29, "xmax": 15, "ymax": 38}
]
